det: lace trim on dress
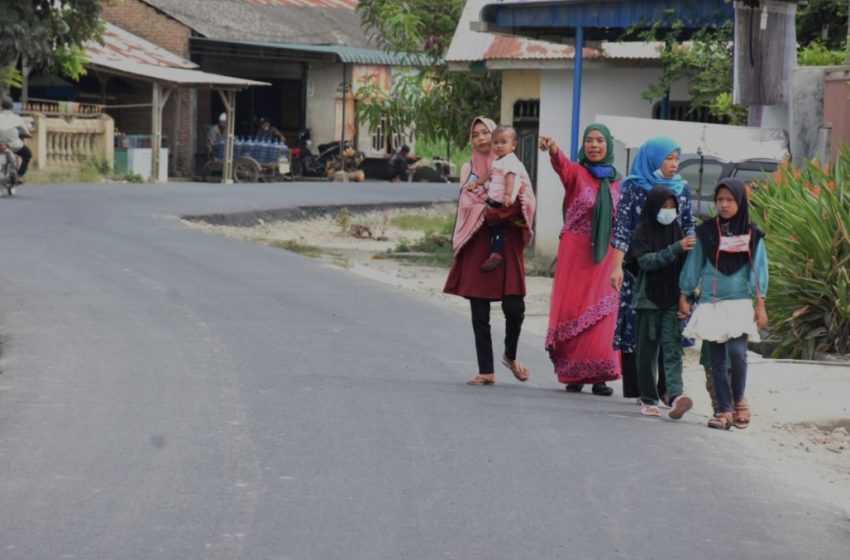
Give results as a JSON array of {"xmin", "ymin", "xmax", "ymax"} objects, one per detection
[
  {"xmin": 551, "ymin": 358, "xmax": 620, "ymax": 380},
  {"xmin": 562, "ymin": 187, "xmax": 596, "ymax": 237},
  {"xmin": 545, "ymin": 292, "xmax": 620, "ymax": 349}
]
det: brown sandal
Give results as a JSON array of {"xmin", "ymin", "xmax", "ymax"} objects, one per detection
[
  {"xmin": 467, "ymin": 374, "xmax": 495, "ymax": 385},
  {"xmin": 707, "ymin": 412, "xmax": 734, "ymax": 430},
  {"xmin": 501, "ymin": 355, "xmax": 530, "ymax": 382},
  {"xmin": 733, "ymin": 399, "xmax": 751, "ymax": 429}
]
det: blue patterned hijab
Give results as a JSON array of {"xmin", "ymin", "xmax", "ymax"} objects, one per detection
[{"xmin": 624, "ymin": 136, "xmax": 685, "ymax": 196}]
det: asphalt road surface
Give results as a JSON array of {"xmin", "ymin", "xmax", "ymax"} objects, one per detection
[{"xmin": 0, "ymin": 181, "xmax": 847, "ymax": 559}]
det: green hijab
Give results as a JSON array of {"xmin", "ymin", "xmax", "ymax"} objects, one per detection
[{"xmin": 578, "ymin": 124, "xmax": 620, "ymax": 263}]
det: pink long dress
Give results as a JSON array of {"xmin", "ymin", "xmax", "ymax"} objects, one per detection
[{"xmin": 545, "ymin": 150, "xmax": 623, "ymax": 385}]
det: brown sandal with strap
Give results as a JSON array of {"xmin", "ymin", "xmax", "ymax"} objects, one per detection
[
  {"xmin": 733, "ymin": 399, "xmax": 751, "ymax": 429},
  {"xmin": 467, "ymin": 374, "xmax": 496, "ymax": 385},
  {"xmin": 501, "ymin": 355, "xmax": 530, "ymax": 382},
  {"xmin": 708, "ymin": 412, "xmax": 734, "ymax": 430}
]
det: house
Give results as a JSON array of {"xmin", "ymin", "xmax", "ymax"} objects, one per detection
[
  {"xmin": 16, "ymin": 22, "xmax": 263, "ymax": 182},
  {"xmin": 95, "ymin": 0, "xmax": 421, "ymax": 177},
  {"xmin": 448, "ymin": 0, "xmax": 703, "ymax": 258}
]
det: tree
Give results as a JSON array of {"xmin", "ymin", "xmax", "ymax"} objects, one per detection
[
  {"xmin": 796, "ymin": 0, "xmax": 848, "ymax": 50},
  {"xmin": 624, "ymin": 11, "xmax": 747, "ymax": 125},
  {"xmin": 0, "ymin": 1, "xmax": 105, "ymax": 90},
  {"xmin": 355, "ymin": 0, "xmax": 501, "ymax": 154}
]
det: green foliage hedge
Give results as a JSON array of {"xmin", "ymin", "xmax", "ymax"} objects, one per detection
[{"xmin": 750, "ymin": 150, "xmax": 850, "ymax": 358}]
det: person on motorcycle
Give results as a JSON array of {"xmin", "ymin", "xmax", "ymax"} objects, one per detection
[
  {"xmin": 0, "ymin": 95, "xmax": 33, "ymax": 183},
  {"xmin": 207, "ymin": 112, "xmax": 227, "ymax": 157},
  {"xmin": 387, "ymin": 145, "xmax": 411, "ymax": 182},
  {"xmin": 255, "ymin": 118, "xmax": 285, "ymax": 143}
]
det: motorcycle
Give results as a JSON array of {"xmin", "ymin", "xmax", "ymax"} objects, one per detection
[
  {"xmin": 290, "ymin": 130, "xmax": 363, "ymax": 179},
  {"xmin": 0, "ymin": 142, "xmax": 18, "ymax": 196}
]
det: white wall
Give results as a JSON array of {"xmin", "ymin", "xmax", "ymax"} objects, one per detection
[
  {"xmin": 535, "ymin": 66, "xmax": 688, "ymax": 257},
  {"xmin": 759, "ymin": 66, "xmax": 827, "ymax": 163},
  {"xmin": 305, "ymin": 62, "xmax": 342, "ymax": 146}
]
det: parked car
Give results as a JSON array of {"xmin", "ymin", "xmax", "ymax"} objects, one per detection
[{"xmin": 678, "ymin": 155, "xmax": 781, "ymax": 219}]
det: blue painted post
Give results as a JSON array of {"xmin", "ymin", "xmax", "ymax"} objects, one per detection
[{"xmin": 570, "ymin": 26, "xmax": 584, "ymax": 161}]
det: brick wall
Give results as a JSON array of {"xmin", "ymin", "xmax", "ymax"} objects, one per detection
[
  {"xmin": 102, "ymin": 0, "xmax": 196, "ymax": 175},
  {"xmin": 101, "ymin": 0, "xmax": 191, "ymax": 58}
]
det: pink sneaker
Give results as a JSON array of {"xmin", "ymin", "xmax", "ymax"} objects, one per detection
[
  {"xmin": 480, "ymin": 252, "xmax": 503, "ymax": 271},
  {"xmin": 640, "ymin": 403, "xmax": 661, "ymax": 417},
  {"xmin": 668, "ymin": 394, "xmax": 694, "ymax": 420}
]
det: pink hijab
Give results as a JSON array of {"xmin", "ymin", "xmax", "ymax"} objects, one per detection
[
  {"xmin": 466, "ymin": 116, "xmax": 497, "ymax": 183},
  {"xmin": 451, "ymin": 116, "xmax": 536, "ymax": 256},
  {"xmin": 452, "ymin": 117, "xmax": 496, "ymax": 256}
]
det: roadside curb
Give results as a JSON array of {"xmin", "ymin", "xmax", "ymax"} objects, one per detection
[{"xmin": 181, "ymin": 200, "xmax": 455, "ymax": 227}]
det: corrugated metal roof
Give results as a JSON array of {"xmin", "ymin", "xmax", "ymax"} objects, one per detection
[
  {"xmin": 193, "ymin": 37, "xmax": 434, "ymax": 66},
  {"xmin": 447, "ymin": 0, "xmax": 662, "ymax": 65},
  {"xmin": 88, "ymin": 59, "xmax": 269, "ymax": 88},
  {"xmin": 140, "ymin": 0, "xmax": 372, "ymax": 47},
  {"xmin": 86, "ymin": 23, "xmax": 197, "ymax": 69},
  {"xmin": 85, "ymin": 24, "xmax": 267, "ymax": 88}
]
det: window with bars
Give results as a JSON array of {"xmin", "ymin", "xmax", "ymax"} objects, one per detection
[
  {"xmin": 370, "ymin": 115, "xmax": 412, "ymax": 153},
  {"xmin": 652, "ymin": 101, "xmax": 730, "ymax": 124},
  {"xmin": 513, "ymin": 100, "xmax": 540, "ymax": 123}
]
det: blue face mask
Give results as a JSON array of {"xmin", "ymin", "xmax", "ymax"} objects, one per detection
[
  {"xmin": 652, "ymin": 169, "xmax": 665, "ymax": 180},
  {"xmin": 657, "ymin": 208, "xmax": 677, "ymax": 225}
]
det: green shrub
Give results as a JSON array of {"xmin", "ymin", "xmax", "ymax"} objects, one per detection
[
  {"xmin": 750, "ymin": 149, "xmax": 850, "ymax": 358},
  {"xmin": 797, "ymin": 42, "xmax": 847, "ymax": 66}
]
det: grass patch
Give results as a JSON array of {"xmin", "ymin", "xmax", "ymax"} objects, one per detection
[
  {"xmin": 267, "ymin": 239, "xmax": 324, "ymax": 258},
  {"xmin": 28, "ymin": 162, "xmax": 106, "ymax": 185},
  {"xmin": 390, "ymin": 232, "xmax": 454, "ymax": 268},
  {"xmin": 388, "ymin": 207, "xmax": 456, "ymax": 268},
  {"xmin": 27, "ymin": 156, "xmax": 148, "ymax": 185},
  {"xmin": 416, "ymin": 137, "xmax": 472, "ymax": 177},
  {"xmin": 390, "ymin": 213, "xmax": 455, "ymax": 234}
]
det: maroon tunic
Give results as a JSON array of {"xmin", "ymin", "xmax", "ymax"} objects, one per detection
[{"xmin": 443, "ymin": 203, "xmax": 528, "ymax": 300}]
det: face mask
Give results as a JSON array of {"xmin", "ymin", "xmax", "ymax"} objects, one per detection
[
  {"xmin": 719, "ymin": 234, "xmax": 751, "ymax": 253},
  {"xmin": 657, "ymin": 208, "xmax": 677, "ymax": 225},
  {"xmin": 652, "ymin": 169, "xmax": 665, "ymax": 180}
]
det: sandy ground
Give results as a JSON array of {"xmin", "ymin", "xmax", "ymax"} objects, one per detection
[{"xmin": 185, "ymin": 205, "xmax": 850, "ymax": 515}]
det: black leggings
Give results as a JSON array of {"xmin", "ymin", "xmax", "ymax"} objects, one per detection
[
  {"xmin": 621, "ymin": 350, "xmax": 667, "ymax": 400},
  {"xmin": 15, "ymin": 145, "xmax": 32, "ymax": 176},
  {"xmin": 469, "ymin": 296, "xmax": 525, "ymax": 374}
]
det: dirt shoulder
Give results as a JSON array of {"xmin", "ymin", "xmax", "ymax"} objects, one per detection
[{"xmin": 184, "ymin": 204, "xmax": 850, "ymax": 515}]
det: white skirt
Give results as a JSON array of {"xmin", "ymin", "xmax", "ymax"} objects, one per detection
[{"xmin": 683, "ymin": 299, "xmax": 760, "ymax": 343}]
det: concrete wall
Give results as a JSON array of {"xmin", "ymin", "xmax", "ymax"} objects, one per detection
[
  {"xmin": 500, "ymin": 70, "xmax": 541, "ymax": 126},
  {"xmin": 306, "ymin": 63, "xmax": 344, "ymax": 147},
  {"xmin": 26, "ymin": 113, "xmax": 114, "ymax": 172},
  {"xmin": 757, "ymin": 66, "xmax": 831, "ymax": 163},
  {"xmin": 535, "ymin": 66, "xmax": 686, "ymax": 258}
]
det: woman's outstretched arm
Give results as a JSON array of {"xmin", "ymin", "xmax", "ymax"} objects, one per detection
[{"xmin": 540, "ymin": 136, "xmax": 578, "ymax": 191}]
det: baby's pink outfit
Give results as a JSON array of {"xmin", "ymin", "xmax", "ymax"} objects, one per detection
[{"xmin": 488, "ymin": 152, "xmax": 530, "ymax": 204}]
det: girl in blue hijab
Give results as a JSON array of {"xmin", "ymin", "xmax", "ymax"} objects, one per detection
[{"xmin": 608, "ymin": 137, "xmax": 696, "ymax": 401}]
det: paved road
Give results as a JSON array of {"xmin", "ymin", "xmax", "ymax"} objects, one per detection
[{"xmin": 0, "ymin": 182, "xmax": 846, "ymax": 559}]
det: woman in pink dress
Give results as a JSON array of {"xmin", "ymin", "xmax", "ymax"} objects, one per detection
[{"xmin": 541, "ymin": 124, "xmax": 622, "ymax": 395}]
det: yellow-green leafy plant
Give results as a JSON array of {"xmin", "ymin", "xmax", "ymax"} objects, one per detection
[{"xmin": 750, "ymin": 149, "xmax": 850, "ymax": 358}]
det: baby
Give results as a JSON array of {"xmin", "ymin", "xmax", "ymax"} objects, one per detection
[{"xmin": 465, "ymin": 125, "xmax": 530, "ymax": 271}]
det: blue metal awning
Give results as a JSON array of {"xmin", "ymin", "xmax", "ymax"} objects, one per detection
[
  {"xmin": 479, "ymin": 0, "xmax": 734, "ymax": 40},
  {"xmin": 477, "ymin": 0, "xmax": 736, "ymax": 160}
]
